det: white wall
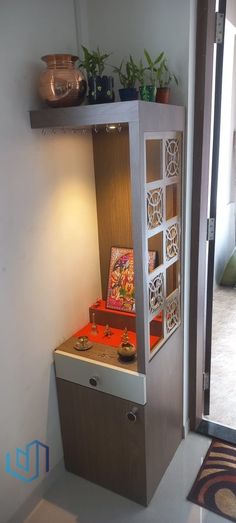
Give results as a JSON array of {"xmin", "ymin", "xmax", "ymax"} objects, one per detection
[
  {"xmin": 215, "ymin": 1, "xmax": 236, "ymax": 283},
  {"xmin": 75, "ymin": 0, "xmax": 197, "ymax": 428},
  {"xmin": 75, "ymin": 0, "xmax": 191, "ymax": 106},
  {"xmin": 0, "ymin": 2, "xmax": 100, "ymax": 522},
  {"xmin": 0, "ymin": 2, "xmax": 197, "ymax": 520}
]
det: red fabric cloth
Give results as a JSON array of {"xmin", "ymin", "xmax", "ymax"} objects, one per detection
[
  {"xmin": 74, "ymin": 323, "xmax": 159, "ymax": 350},
  {"xmin": 74, "ymin": 300, "xmax": 161, "ymax": 350}
]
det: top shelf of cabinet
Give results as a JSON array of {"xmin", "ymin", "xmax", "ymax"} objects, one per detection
[{"xmin": 29, "ymin": 101, "xmax": 184, "ymax": 130}]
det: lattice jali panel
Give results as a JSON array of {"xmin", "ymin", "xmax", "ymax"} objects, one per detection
[
  {"xmin": 165, "ymin": 139, "xmax": 180, "ymax": 178},
  {"xmin": 166, "ymin": 223, "xmax": 179, "ymax": 261},
  {"xmin": 166, "ymin": 292, "xmax": 180, "ymax": 333},
  {"xmin": 149, "ymin": 273, "xmax": 164, "ymax": 315},
  {"xmin": 147, "ymin": 188, "xmax": 163, "ymax": 229}
]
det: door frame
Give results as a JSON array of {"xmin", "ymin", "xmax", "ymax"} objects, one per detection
[
  {"xmin": 204, "ymin": 0, "xmax": 226, "ymax": 415},
  {"xmin": 189, "ymin": 0, "xmax": 221, "ymax": 429}
]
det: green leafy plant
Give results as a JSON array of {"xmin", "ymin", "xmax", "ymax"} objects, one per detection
[
  {"xmin": 134, "ymin": 59, "xmax": 147, "ymax": 86},
  {"xmin": 79, "ymin": 45, "xmax": 111, "ymax": 77},
  {"xmin": 156, "ymin": 55, "xmax": 178, "ymax": 88},
  {"xmin": 143, "ymin": 50, "xmax": 178, "ymax": 88},
  {"xmin": 144, "ymin": 49, "xmax": 165, "ymax": 85},
  {"xmin": 113, "ymin": 55, "xmax": 137, "ymax": 88}
]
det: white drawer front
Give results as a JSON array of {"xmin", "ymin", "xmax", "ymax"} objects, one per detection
[{"xmin": 54, "ymin": 351, "xmax": 146, "ymax": 405}]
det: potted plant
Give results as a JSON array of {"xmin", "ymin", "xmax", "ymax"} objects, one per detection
[
  {"xmin": 155, "ymin": 53, "xmax": 178, "ymax": 104},
  {"xmin": 113, "ymin": 55, "xmax": 138, "ymax": 101},
  {"xmin": 135, "ymin": 59, "xmax": 153, "ymax": 102},
  {"xmin": 79, "ymin": 45, "xmax": 114, "ymax": 104},
  {"xmin": 137, "ymin": 49, "xmax": 165, "ymax": 102}
]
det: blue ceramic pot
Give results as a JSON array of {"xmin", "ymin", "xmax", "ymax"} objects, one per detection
[{"xmin": 119, "ymin": 87, "xmax": 138, "ymax": 101}]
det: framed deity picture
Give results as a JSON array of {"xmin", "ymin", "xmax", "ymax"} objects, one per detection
[{"xmin": 106, "ymin": 247, "xmax": 157, "ymax": 313}]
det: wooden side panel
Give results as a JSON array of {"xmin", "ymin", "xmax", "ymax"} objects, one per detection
[
  {"xmin": 56, "ymin": 378, "xmax": 147, "ymax": 505},
  {"xmin": 145, "ymin": 325, "xmax": 183, "ymax": 502},
  {"xmin": 93, "ymin": 128, "xmax": 133, "ymax": 300}
]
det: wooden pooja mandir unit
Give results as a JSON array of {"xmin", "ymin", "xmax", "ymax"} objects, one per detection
[{"xmin": 30, "ymin": 101, "xmax": 184, "ymax": 506}]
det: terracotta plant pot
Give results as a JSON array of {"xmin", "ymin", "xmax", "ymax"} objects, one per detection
[
  {"xmin": 88, "ymin": 75, "xmax": 115, "ymax": 104},
  {"xmin": 38, "ymin": 54, "xmax": 87, "ymax": 108},
  {"xmin": 119, "ymin": 87, "xmax": 138, "ymax": 101},
  {"xmin": 156, "ymin": 87, "xmax": 170, "ymax": 104},
  {"xmin": 139, "ymin": 85, "xmax": 156, "ymax": 102}
]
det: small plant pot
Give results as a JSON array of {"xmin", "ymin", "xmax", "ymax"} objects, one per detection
[
  {"xmin": 119, "ymin": 87, "xmax": 138, "ymax": 102},
  {"xmin": 139, "ymin": 85, "xmax": 156, "ymax": 102},
  {"xmin": 156, "ymin": 87, "xmax": 170, "ymax": 104},
  {"xmin": 88, "ymin": 75, "xmax": 115, "ymax": 104}
]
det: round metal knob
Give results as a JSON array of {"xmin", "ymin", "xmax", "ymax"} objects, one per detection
[
  {"xmin": 127, "ymin": 408, "xmax": 138, "ymax": 423},
  {"xmin": 89, "ymin": 376, "xmax": 98, "ymax": 387}
]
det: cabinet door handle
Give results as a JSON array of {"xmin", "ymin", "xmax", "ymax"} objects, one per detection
[
  {"xmin": 127, "ymin": 408, "xmax": 138, "ymax": 423},
  {"xmin": 89, "ymin": 376, "xmax": 99, "ymax": 387}
]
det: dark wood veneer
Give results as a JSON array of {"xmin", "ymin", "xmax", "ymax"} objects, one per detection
[
  {"xmin": 145, "ymin": 325, "xmax": 183, "ymax": 502},
  {"xmin": 56, "ymin": 379, "xmax": 147, "ymax": 505},
  {"xmin": 93, "ymin": 127, "xmax": 132, "ymax": 301}
]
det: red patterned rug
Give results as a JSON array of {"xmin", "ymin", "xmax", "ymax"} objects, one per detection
[{"xmin": 188, "ymin": 440, "xmax": 236, "ymax": 522}]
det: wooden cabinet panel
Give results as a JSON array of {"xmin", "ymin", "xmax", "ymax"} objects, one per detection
[
  {"xmin": 93, "ymin": 128, "xmax": 132, "ymax": 301},
  {"xmin": 56, "ymin": 378, "xmax": 147, "ymax": 505},
  {"xmin": 145, "ymin": 325, "xmax": 183, "ymax": 503}
]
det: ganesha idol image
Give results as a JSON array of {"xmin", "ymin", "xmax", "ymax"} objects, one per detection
[{"xmin": 107, "ymin": 249, "xmax": 135, "ymax": 312}]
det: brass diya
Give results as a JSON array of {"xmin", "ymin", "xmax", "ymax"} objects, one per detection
[{"xmin": 74, "ymin": 336, "xmax": 92, "ymax": 351}]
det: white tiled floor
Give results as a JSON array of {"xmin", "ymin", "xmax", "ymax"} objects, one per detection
[{"xmin": 24, "ymin": 433, "xmax": 231, "ymax": 523}]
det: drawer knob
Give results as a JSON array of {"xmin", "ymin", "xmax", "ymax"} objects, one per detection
[
  {"xmin": 89, "ymin": 376, "xmax": 99, "ymax": 387},
  {"xmin": 127, "ymin": 408, "xmax": 138, "ymax": 423}
]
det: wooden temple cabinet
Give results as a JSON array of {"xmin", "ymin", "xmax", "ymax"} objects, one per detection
[{"xmin": 30, "ymin": 101, "xmax": 185, "ymax": 505}]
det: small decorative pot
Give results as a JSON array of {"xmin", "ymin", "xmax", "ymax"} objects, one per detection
[
  {"xmin": 156, "ymin": 87, "xmax": 170, "ymax": 104},
  {"xmin": 119, "ymin": 87, "xmax": 138, "ymax": 102},
  {"xmin": 88, "ymin": 75, "xmax": 115, "ymax": 104},
  {"xmin": 139, "ymin": 85, "xmax": 156, "ymax": 102},
  {"xmin": 118, "ymin": 342, "xmax": 136, "ymax": 361},
  {"xmin": 38, "ymin": 54, "xmax": 87, "ymax": 108}
]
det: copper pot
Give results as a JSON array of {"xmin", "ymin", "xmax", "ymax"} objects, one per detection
[{"xmin": 38, "ymin": 54, "xmax": 87, "ymax": 108}]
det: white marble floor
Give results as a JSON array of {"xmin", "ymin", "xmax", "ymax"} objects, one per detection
[
  {"xmin": 207, "ymin": 286, "xmax": 236, "ymax": 428},
  {"xmin": 24, "ymin": 433, "xmax": 230, "ymax": 523}
]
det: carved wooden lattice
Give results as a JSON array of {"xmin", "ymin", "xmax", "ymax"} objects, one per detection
[
  {"xmin": 145, "ymin": 131, "xmax": 182, "ymax": 358},
  {"xmin": 147, "ymin": 188, "xmax": 163, "ymax": 229},
  {"xmin": 166, "ymin": 223, "xmax": 179, "ymax": 261},
  {"xmin": 165, "ymin": 139, "xmax": 180, "ymax": 178},
  {"xmin": 149, "ymin": 273, "xmax": 164, "ymax": 315},
  {"xmin": 166, "ymin": 293, "xmax": 179, "ymax": 333}
]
